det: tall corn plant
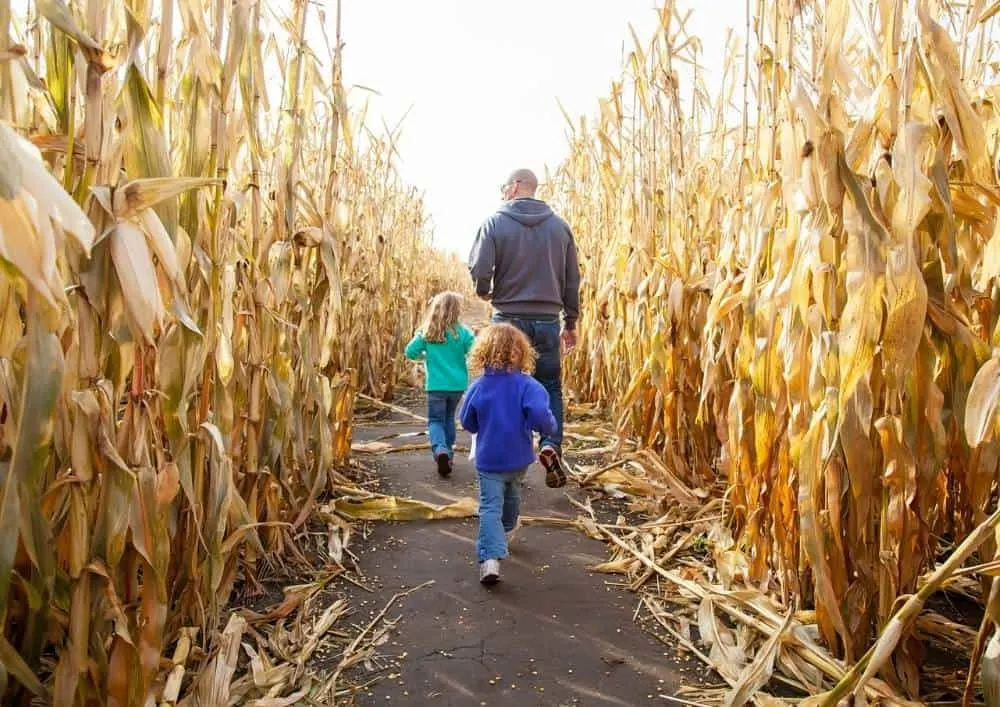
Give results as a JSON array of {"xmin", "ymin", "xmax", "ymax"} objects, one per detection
[
  {"xmin": 549, "ymin": 0, "xmax": 1000, "ymax": 697},
  {"xmin": 0, "ymin": 0, "xmax": 465, "ymax": 703}
]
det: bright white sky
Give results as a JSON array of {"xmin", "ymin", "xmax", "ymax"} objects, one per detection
[
  {"xmin": 334, "ymin": 0, "xmax": 746, "ymax": 256},
  {"xmin": 10, "ymin": 0, "xmax": 746, "ymax": 256}
]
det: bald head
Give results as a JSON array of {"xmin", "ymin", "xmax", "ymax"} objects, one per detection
[{"xmin": 502, "ymin": 168, "xmax": 538, "ymax": 200}]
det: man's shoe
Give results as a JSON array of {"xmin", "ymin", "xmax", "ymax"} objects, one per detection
[
  {"xmin": 539, "ymin": 446, "xmax": 566, "ymax": 488},
  {"xmin": 479, "ymin": 559, "xmax": 500, "ymax": 585}
]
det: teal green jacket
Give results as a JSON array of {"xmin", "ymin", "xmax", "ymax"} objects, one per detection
[{"xmin": 404, "ymin": 324, "xmax": 475, "ymax": 392}]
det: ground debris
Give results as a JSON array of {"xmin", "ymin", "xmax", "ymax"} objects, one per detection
[
  {"xmin": 177, "ymin": 569, "xmax": 431, "ymax": 706},
  {"xmin": 555, "ymin": 414, "xmax": 985, "ymax": 705}
]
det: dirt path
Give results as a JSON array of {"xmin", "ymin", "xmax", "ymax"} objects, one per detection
[{"xmin": 344, "ymin": 405, "xmax": 699, "ymax": 706}]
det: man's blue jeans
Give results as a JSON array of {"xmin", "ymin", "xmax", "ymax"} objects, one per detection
[
  {"xmin": 427, "ymin": 391, "xmax": 463, "ymax": 458},
  {"xmin": 492, "ymin": 314, "xmax": 563, "ymax": 451},
  {"xmin": 477, "ymin": 468, "xmax": 526, "ymax": 562}
]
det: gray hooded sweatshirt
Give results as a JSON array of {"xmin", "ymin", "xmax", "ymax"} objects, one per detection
[{"xmin": 468, "ymin": 198, "xmax": 581, "ymax": 330}]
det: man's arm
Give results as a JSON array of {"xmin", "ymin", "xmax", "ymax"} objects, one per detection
[
  {"xmin": 562, "ymin": 228, "xmax": 581, "ymax": 331},
  {"xmin": 468, "ymin": 220, "xmax": 496, "ymax": 299}
]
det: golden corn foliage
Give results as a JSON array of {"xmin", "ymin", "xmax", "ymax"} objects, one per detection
[
  {"xmin": 549, "ymin": 0, "xmax": 1000, "ymax": 696},
  {"xmin": 0, "ymin": 0, "xmax": 465, "ymax": 703}
]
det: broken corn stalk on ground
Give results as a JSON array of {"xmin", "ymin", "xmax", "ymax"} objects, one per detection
[
  {"xmin": 546, "ymin": 0, "xmax": 1000, "ymax": 702},
  {"xmin": 0, "ymin": 0, "xmax": 468, "ymax": 704}
]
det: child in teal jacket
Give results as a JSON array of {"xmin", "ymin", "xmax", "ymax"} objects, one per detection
[{"xmin": 404, "ymin": 292, "xmax": 475, "ymax": 476}]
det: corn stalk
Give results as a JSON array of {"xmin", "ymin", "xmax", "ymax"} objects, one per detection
[
  {"xmin": 549, "ymin": 0, "xmax": 1000, "ymax": 698},
  {"xmin": 0, "ymin": 0, "xmax": 467, "ymax": 703}
]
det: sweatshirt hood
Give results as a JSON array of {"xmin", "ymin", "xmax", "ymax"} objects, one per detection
[{"xmin": 498, "ymin": 198, "xmax": 554, "ymax": 227}]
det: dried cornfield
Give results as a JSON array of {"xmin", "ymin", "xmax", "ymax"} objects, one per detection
[
  {"xmin": 547, "ymin": 0, "xmax": 1000, "ymax": 701},
  {"xmin": 0, "ymin": 0, "xmax": 465, "ymax": 703}
]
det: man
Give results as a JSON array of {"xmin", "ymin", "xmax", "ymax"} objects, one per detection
[{"xmin": 468, "ymin": 168, "xmax": 580, "ymax": 488}]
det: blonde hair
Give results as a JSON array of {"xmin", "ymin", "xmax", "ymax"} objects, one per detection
[
  {"xmin": 421, "ymin": 291, "xmax": 463, "ymax": 343},
  {"xmin": 468, "ymin": 323, "xmax": 536, "ymax": 374}
]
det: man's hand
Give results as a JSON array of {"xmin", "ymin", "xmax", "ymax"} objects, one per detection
[
  {"xmin": 477, "ymin": 291, "xmax": 492, "ymax": 302},
  {"xmin": 561, "ymin": 328, "xmax": 577, "ymax": 353}
]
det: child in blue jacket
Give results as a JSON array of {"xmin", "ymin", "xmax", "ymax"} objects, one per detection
[{"xmin": 459, "ymin": 323, "xmax": 557, "ymax": 585}]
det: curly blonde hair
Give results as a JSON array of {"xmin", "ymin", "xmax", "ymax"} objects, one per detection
[
  {"xmin": 468, "ymin": 323, "xmax": 537, "ymax": 374},
  {"xmin": 421, "ymin": 291, "xmax": 463, "ymax": 343}
]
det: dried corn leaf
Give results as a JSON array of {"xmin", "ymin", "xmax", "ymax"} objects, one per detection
[
  {"xmin": 722, "ymin": 610, "xmax": 793, "ymax": 707},
  {"xmin": 332, "ymin": 495, "xmax": 478, "ymax": 521}
]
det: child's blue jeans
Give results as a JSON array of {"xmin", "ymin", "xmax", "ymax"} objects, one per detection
[
  {"xmin": 476, "ymin": 468, "xmax": 526, "ymax": 563},
  {"xmin": 427, "ymin": 391, "xmax": 463, "ymax": 458}
]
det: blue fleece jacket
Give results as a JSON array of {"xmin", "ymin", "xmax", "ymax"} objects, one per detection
[{"xmin": 458, "ymin": 369, "xmax": 557, "ymax": 474}]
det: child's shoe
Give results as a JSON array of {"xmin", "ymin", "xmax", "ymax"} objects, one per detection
[
  {"xmin": 436, "ymin": 452, "xmax": 451, "ymax": 477},
  {"xmin": 539, "ymin": 446, "xmax": 566, "ymax": 488},
  {"xmin": 479, "ymin": 559, "xmax": 500, "ymax": 585}
]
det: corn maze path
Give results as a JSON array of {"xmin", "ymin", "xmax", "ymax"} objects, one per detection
[
  {"xmin": 347, "ymin": 411, "xmax": 699, "ymax": 706},
  {"xmin": 341, "ymin": 294, "xmax": 702, "ymax": 706}
]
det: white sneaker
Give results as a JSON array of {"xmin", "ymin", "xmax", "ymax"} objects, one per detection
[{"xmin": 479, "ymin": 559, "xmax": 500, "ymax": 585}]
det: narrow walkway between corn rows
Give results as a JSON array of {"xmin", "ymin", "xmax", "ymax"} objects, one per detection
[{"xmin": 345, "ymin": 394, "xmax": 700, "ymax": 706}]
